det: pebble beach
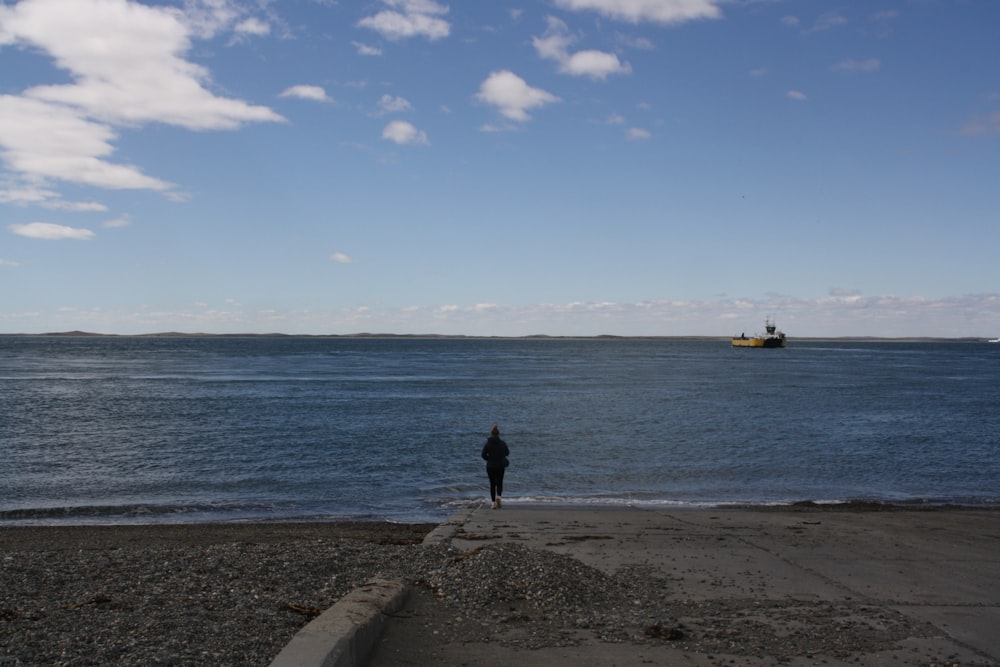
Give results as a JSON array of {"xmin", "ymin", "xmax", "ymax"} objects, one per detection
[{"xmin": 0, "ymin": 522, "xmax": 435, "ymax": 666}]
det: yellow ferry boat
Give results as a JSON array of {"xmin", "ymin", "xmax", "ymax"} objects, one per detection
[{"xmin": 732, "ymin": 318, "xmax": 787, "ymax": 348}]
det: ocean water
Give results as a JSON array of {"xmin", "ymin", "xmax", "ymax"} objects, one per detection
[{"xmin": 2, "ymin": 335, "xmax": 998, "ymax": 525}]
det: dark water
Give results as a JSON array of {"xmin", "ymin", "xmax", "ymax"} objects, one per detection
[{"xmin": 2, "ymin": 336, "xmax": 998, "ymax": 524}]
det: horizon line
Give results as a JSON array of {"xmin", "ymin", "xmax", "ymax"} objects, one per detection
[{"xmin": 2, "ymin": 331, "xmax": 993, "ymax": 343}]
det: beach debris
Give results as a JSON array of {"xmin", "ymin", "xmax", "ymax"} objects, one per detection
[
  {"xmin": 61, "ymin": 594, "xmax": 112, "ymax": 609},
  {"xmin": 284, "ymin": 602, "xmax": 323, "ymax": 618},
  {"xmin": 644, "ymin": 623, "xmax": 685, "ymax": 640},
  {"xmin": 448, "ymin": 546, "xmax": 484, "ymax": 564}
]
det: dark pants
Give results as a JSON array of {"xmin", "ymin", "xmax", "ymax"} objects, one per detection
[{"xmin": 487, "ymin": 466, "xmax": 505, "ymax": 501}]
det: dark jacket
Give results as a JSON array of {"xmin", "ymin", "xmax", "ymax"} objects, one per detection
[{"xmin": 481, "ymin": 435, "xmax": 509, "ymax": 470}]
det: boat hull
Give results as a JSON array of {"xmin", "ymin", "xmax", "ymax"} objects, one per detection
[{"xmin": 732, "ymin": 337, "xmax": 786, "ymax": 348}]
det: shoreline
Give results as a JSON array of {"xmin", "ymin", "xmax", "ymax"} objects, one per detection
[{"xmin": 5, "ymin": 497, "xmax": 998, "ymax": 528}]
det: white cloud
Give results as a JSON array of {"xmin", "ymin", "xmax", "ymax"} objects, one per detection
[
  {"xmin": 4, "ymin": 0, "xmax": 283, "ymax": 130},
  {"xmin": 174, "ymin": 0, "xmax": 241, "ymax": 39},
  {"xmin": 554, "ymin": 0, "xmax": 723, "ymax": 25},
  {"xmin": 0, "ymin": 0, "xmax": 284, "ymax": 201},
  {"xmin": 533, "ymin": 17, "xmax": 631, "ymax": 80},
  {"xmin": 607, "ymin": 113, "xmax": 627, "ymax": 125},
  {"xmin": 478, "ymin": 122, "xmax": 517, "ymax": 133},
  {"xmin": 352, "ymin": 41, "xmax": 383, "ymax": 56},
  {"xmin": 103, "ymin": 214, "xmax": 131, "ymax": 228},
  {"xmin": 378, "ymin": 94, "xmax": 413, "ymax": 114},
  {"xmin": 476, "ymin": 70, "xmax": 560, "ymax": 122},
  {"xmin": 382, "ymin": 120, "xmax": 429, "ymax": 145},
  {"xmin": 563, "ymin": 49, "xmax": 632, "ymax": 79},
  {"xmin": 0, "ymin": 95, "xmax": 173, "ymax": 191},
  {"xmin": 0, "ymin": 182, "xmax": 107, "ymax": 210},
  {"xmin": 831, "ymin": 58, "xmax": 880, "ymax": 73},
  {"xmin": 533, "ymin": 17, "xmax": 574, "ymax": 60},
  {"xmin": 9, "ymin": 292, "xmax": 999, "ymax": 337},
  {"xmin": 627, "ymin": 127, "xmax": 651, "ymax": 140},
  {"xmin": 234, "ymin": 17, "xmax": 269, "ymax": 37},
  {"xmin": 0, "ymin": 183, "xmax": 52, "ymax": 206},
  {"xmin": 330, "ymin": 252, "xmax": 353, "ymax": 264},
  {"xmin": 280, "ymin": 85, "xmax": 332, "ymax": 102},
  {"xmin": 9, "ymin": 221, "xmax": 94, "ymax": 240},
  {"xmin": 619, "ymin": 33, "xmax": 655, "ymax": 50},
  {"xmin": 44, "ymin": 199, "xmax": 108, "ymax": 212},
  {"xmin": 787, "ymin": 90, "xmax": 808, "ymax": 102},
  {"xmin": 358, "ymin": 0, "xmax": 450, "ymax": 41}
]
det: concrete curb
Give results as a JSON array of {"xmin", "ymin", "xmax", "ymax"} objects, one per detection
[
  {"xmin": 422, "ymin": 503, "xmax": 478, "ymax": 546},
  {"xmin": 268, "ymin": 506, "xmax": 474, "ymax": 667},
  {"xmin": 268, "ymin": 578, "xmax": 409, "ymax": 667}
]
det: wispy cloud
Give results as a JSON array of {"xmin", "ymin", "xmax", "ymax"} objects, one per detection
[
  {"xmin": 279, "ymin": 85, "xmax": 332, "ymax": 102},
  {"xmin": 960, "ymin": 111, "xmax": 1000, "ymax": 137},
  {"xmin": 871, "ymin": 10, "xmax": 900, "ymax": 22},
  {"xmin": 352, "ymin": 41, "xmax": 383, "ymax": 56},
  {"xmin": 330, "ymin": 252, "xmax": 353, "ymax": 264},
  {"xmin": 233, "ymin": 17, "xmax": 270, "ymax": 38},
  {"xmin": 0, "ymin": 182, "xmax": 106, "ymax": 211},
  {"xmin": 9, "ymin": 221, "xmax": 94, "ymax": 240},
  {"xmin": 787, "ymin": 90, "xmax": 808, "ymax": 102},
  {"xmin": 554, "ymin": 0, "xmax": 723, "ymax": 25},
  {"xmin": 8, "ymin": 293, "xmax": 998, "ymax": 337},
  {"xmin": 103, "ymin": 214, "xmax": 131, "ymax": 228},
  {"xmin": 378, "ymin": 95, "xmax": 414, "ymax": 114},
  {"xmin": 805, "ymin": 12, "xmax": 847, "ymax": 34},
  {"xmin": 783, "ymin": 12, "xmax": 847, "ymax": 34},
  {"xmin": 831, "ymin": 58, "xmax": 880, "ymax": 73}
]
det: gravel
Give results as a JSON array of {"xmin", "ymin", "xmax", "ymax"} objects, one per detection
[
  {"xmin": 0, "ymin": 523, "xmax": 434, "ymax": 666},
  {"xmin": 413, "ymin": 541, "xmax": 950, "ymax": 663},
  {"xmin": 0, "ymin": 522, "xmax": 968, "ymax": 666}
]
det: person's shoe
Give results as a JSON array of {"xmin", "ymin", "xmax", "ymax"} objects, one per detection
[
  {"xmin": 491, "ymin": 500, "xmax": 497, "ymax": 509},
  {"xmin": 496, "ymin": 496, "xmax": 502, "ymax": 509}
]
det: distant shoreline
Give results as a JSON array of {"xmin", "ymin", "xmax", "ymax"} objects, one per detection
[{"xmin": 0, "ymin": 331, "xmax": 992, "ymax": 343}]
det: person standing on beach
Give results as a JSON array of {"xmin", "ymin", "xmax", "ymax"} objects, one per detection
[{"xmin": 481, "ymin": 424, "xmax": 509, "ymax": 509}]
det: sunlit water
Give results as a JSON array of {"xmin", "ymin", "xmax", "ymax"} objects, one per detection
[{"xmin": 2, "ymin": 336, "xmax": 998, "ymax": 524}]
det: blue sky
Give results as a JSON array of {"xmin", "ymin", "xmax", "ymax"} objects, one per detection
[{"xmin": 1, "ymin": 0, "xmax": 998, "ymax": 337}]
